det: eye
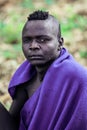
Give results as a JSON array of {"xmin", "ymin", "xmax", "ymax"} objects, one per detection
[
  {"xmin": 22, "ymin": 37, "xmax": 32, "ymax": 43},
  {"xmin": 40, "ymin": 38, "xmax": 45, "ymax": 42},
  {"xmin": 37, "ymin": 37, "xmax": 51, "ymax": 43}
]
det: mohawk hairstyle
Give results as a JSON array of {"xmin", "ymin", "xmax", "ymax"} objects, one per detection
[{"xmin": 28, "ymin": 10, "xmax": 49, "ymax": 21}]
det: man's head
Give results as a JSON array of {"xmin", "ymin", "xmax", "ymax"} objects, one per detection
[{"xmin": 22, "ymin": 10, "xmax": 64, "ymax": 66}]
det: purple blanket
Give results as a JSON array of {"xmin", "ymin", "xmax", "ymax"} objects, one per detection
[{"xmin": 8, "ymin": 48, "xmax": 87, "ymax": 130}]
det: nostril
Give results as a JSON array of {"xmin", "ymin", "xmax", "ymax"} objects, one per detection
[
  {"xmin": 29, "ymin": 46, "xmax": 40, "ymax": 50},
  {"xmin": 29, "ymin": 43, "xmax": 40, "ymax": 50}
]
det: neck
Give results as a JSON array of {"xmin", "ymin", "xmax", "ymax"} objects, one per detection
[{"xmin": 35, "ymin": 61, "xmax": 53, "ymax": 81}]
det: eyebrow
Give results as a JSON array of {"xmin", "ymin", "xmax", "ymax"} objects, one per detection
[
  {"xmin": 36, "ymin": 35, "xmax": 52, "ymax": 38},
  {"xmin": 22, "ymin": 35, "xmax": 52, "ymax": 39}
]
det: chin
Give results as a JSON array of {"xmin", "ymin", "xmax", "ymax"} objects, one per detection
[
  {"xmin": 29, "ymin": 60, "xmax": 46, "ymax": 66},
  {"xmin": 29, "ymin": 59, "xmax": 54, "ymax": 67}
]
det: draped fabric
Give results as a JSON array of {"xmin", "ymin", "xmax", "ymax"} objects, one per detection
[{"xmin": 8, "ymin": 48, "xmax": 87, "ymax": 130}]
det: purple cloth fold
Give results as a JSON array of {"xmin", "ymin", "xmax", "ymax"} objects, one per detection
[{"xmin": 8, "ymin": 48, "xmax": 87, "ymax": 130}]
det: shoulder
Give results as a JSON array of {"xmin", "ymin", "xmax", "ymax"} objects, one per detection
[
  {"xmin": 62, "ymin": 57, "xmax": 87, "ymax": 84},
  {"xmin": 53, "ymin": 48, "xmax": 87, "ymax": 79},
  {"xmin": 8, "ymin": 60, "xmax": 30, "ymax": 99}
]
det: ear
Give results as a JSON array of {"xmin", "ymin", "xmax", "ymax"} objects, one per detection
[
  {"xmin": 58, "ymin": 37, "xmax": 64, "ymax": 46},
  {"xmin": 57, "ymin": 37, "xmax": 64, "ymax": 51}
]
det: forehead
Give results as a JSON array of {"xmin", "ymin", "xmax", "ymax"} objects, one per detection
[{"xmin": 22, "ymin": 19, "xmax": 58, "ymax": 37}]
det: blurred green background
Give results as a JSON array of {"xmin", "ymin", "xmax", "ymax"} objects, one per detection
[{"xmin": 0, "ymin": 0, "xmax": 87, "ymax": 108}]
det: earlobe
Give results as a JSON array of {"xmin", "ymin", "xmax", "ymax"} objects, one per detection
[
  {"xmin": 59, "ymin": 37, "xmax": 64, "ymax": 46},
  {"xmin": 57, "ymin": 37, "xmax": 64, "ymax": 51}
]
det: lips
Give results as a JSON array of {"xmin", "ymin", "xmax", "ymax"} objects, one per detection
[{"xmin": 28, "ymin": 55, "xmax": 43, "ymax": 60}]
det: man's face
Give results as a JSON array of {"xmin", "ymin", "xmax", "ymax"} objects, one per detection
[{"xmin": 22, "ymin": 19, "xmax": 60, "ymax": 66}]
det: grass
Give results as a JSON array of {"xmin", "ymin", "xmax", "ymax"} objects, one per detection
[
  {"xmin": 0, "ymin": 17, "xmax": 23, "ymax": 44},
  {"xmin": 0, "ymin": 44, "xmax": 22, "ymax": 59},
  {"xmin": 80, "ymin": 50, "xmax": 87, "ymax": 58},
  {"xmin": 61, "ymin": 14, "xmax": 87, "ymax": 37},
  {"xmin": 21, "ymin": 0, "xmax": 34, "ymax": 9}
]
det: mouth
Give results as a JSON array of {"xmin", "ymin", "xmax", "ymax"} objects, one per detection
[{"xmin": 28, "ymin": 55, "xmax": 43, "ymax": 60}]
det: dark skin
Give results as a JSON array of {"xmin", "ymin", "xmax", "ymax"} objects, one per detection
[{"xmin": 9, "ymin": 16, "xmax": 63, "ymax": 127}]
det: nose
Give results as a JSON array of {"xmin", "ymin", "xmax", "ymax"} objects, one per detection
[{"xmin": 29, "ymin": 39, "xmax": 40, "ymax": 50}]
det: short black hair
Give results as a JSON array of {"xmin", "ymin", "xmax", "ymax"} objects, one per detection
[
  {"xmin": 28, "ymin": 10, "xmax": 49, "ymax": 21},
  {"xmin": 25, "ymin": 10, "xmax": 62, "ymax": 39}
]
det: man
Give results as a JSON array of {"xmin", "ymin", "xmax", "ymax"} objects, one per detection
[{"xmin": 0, "ymin": 10, "xmax": 87, "ymax": 130}]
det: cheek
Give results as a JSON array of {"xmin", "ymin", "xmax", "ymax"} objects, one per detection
[
  {"xmin": 22, "ymin": 45, "xmax": 28, "ymax": 56},
  {"xmin": 47, "ymin": 40, "xmax": 58, "ymax": 50},
  {"xmin": 43, "ymin": 44, "xmax": 58, "ymax": 55},
  {"xmin": 43, "ymin": 47, "xmax": 57, "ymax": 59},
  {"xmin": 42, "ymin": 43, "xmax": 58, "ymax": 60}
]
